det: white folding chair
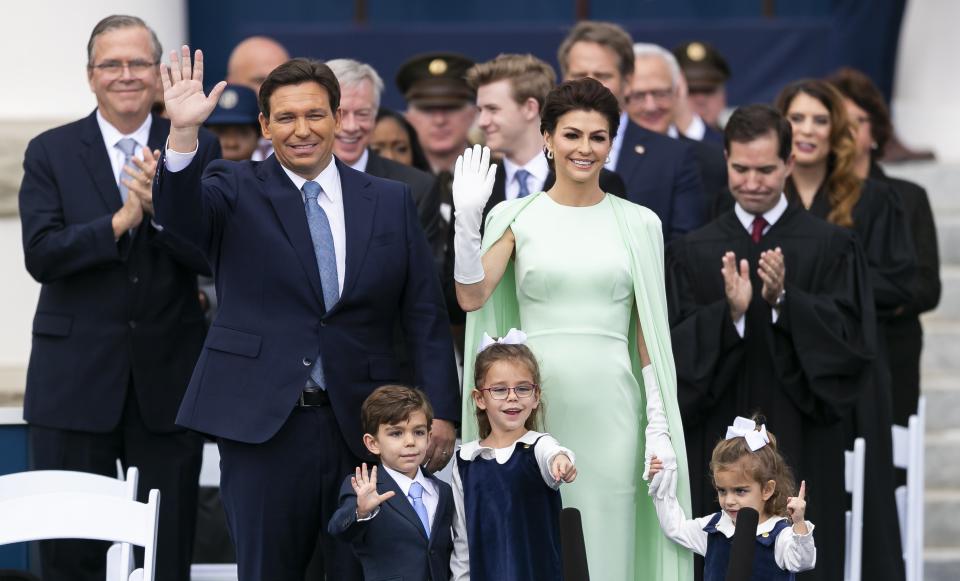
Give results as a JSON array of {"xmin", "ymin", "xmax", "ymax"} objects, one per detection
[
  {"xmin": 843, "ymin": 437, "xmax": 866, "ymax": 581},
  {"xmin": 0, "ymin": 467, "xmax": 141, "ymax": 580},
  {"xmin": 191, "ymin": 442, "xmax": 238, "ymax": 581},
  {"xmin": 892, "ymin": 395, "xmax": 926, "ymax": 581},
  {"xmin": 0, "ymin": 489, "xmax": 160, "ymax": 581}
]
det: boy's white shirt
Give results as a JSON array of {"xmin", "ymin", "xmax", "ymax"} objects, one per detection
[
  {"xmin": 450, "ymin": 430, "xmax": 575, "ymax": 581},
  {"xmin": 652, "ymin": 492, "xmax": 817, "ymax": 573}
]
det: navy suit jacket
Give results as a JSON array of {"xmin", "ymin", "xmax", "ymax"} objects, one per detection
[
  {"xmin": 19, "ymin": 111, "xmax": 219, "ymax": 433},
  {"xmin": 328, "ymin": 466, "xmax": 454, "ymax": 581},
  {"xmin": 616, "ymin": 120, "xmax": 706, "ymax": 240},
  {"xmin": 153, "ymin": 153, "xmax": 459, "ymax": 457}
]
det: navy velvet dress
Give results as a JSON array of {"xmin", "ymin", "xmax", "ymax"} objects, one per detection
[
  {"xmin": 702, "ymin": 512, "xmax": 794, "ymax": 581},
  {"xmin": 457, "ymin": 436, "xmax": 563, "ymax": 581}
]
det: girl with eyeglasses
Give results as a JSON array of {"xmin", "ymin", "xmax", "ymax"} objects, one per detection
[{"xmin": 450, "ymin": 336, "xmax": 577, "ymax": 581}]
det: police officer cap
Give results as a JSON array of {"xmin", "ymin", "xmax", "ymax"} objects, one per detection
[
  {"xmin": 673, "ymin": 41, "xmax": 731, "ymax": 91},
  {"xmin": 396, "ymin": 52, "xmax": 476, "ymax": 108},
  {"xmin": 205, "ymin": 84, "xmax": 261, "ymax": 127}
]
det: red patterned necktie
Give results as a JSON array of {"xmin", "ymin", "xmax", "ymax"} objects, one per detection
[{"xmin": 751, "ymin": 215, "xmax": 768, "ymax": 243}]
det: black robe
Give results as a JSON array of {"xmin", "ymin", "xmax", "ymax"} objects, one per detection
[
  {"xmin": 787, "ymin": 178, "xmax": 914, "ymax": 581},
  {"xmin": 870, "ymin": 163, "xmax": 942, "ymax": 424},
  {"xmin": 667, "ymin": 204, "xmax": 875, "ymax": 581}
]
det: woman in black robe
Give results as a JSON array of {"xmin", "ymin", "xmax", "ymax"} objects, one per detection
[
  {"xmin": 828, "ymin": 67, "xmax": 942, "ymax": 425},
  {"xmin": 776, "ymin": 79, "xmax": 914, "ymax": 581}
]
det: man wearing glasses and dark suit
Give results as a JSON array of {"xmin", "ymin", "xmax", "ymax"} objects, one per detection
[{"xmin": 18, "ymin": 14, "xmax": 220, "ymax": 581}]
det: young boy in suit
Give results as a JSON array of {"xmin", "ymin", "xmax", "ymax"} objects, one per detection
[{"xmin": 329, "ymin": 385, "xmax": 454, "ymax": 580}]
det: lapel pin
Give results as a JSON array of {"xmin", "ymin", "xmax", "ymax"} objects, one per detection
[{"xmin": 634, "ymin": 145, "xmax": 646, "ymax": 155}]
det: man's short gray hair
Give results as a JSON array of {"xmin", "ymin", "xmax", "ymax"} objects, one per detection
[
  {"xmin": 325, "ymin": 58, "xmax": 385, "ymax": 109},
  {"xmin": 632, "ymin": 43, "xmax": 682, "ymax": 88},
  {"xmin": 87, "ymin": 14, "xmax": 162, "ymax": 65}
]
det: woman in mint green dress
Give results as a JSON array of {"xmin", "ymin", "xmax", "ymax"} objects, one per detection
[{"xmin": 452, "ymin": 78, "xmax": 693, "ymax": 580}]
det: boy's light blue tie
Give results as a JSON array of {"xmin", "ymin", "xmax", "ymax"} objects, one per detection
[
  {"xmin": 302, "ymin": 181, "xmax": 339, "ymax": 387},
  {"xmin": 115, "ymin": 137, "xmax": 138, "ymax": 202},
  {"xmin": 408, "ymin": 481, "xmax": 430, "ymax": 538},
  {"xmin": 515, "ymin": 168, "xmax": 531, "ymax": 198}
]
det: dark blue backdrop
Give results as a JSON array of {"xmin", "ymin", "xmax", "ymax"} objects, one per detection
[{"xmin": 187, "ymin": 0, "xmax": 905, "ymax": 108}]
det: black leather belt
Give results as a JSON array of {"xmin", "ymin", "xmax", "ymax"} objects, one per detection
[{"xmin": 297, "ymin": 388, "xmax": 330, "ymax": 407}]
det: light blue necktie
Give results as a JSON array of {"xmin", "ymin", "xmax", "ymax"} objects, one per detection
[
  {"xmin": 302, "ymin": 181, "xmax": 339, "ymax": 387},
  {"xmin": 515, "ymin": 168, "xmax": 532, "ymax": 198},
  {"xmin": 408, "ymin": 481, "xmax": 430, "ymax": 538},
  {"xmin": 115, "ymin": 138, "xmax": 138, "ymax": 202}
]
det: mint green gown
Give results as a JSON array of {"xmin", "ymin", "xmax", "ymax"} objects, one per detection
[{"xmin": 462, "ymin": 192, "xmax": 693, "ymax": 581}]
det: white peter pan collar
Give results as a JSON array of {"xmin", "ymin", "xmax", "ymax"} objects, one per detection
[
  {"xmin": 712, "ymin": 511, "xmax": 794, "ymax": 539},
  {"xmin": 458, "ymin": 430, "xmax": 546, "ymax": 463}
]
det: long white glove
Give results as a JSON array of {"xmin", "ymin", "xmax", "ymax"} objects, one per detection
[
  {"xmin": 452, "ymin": 144, "xmax": 497, "ymax": 284},
  {"xmin": 642, "ymin": 365, "xmax": 678, "ymax": 500}
]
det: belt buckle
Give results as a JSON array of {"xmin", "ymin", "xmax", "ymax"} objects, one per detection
[{"xmin": 298, "ymin": 391, "xmax": 308, "ymax": 407}]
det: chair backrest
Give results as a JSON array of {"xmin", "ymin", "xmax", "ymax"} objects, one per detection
[
  {"xmin": 0, "ymin": 467, "xmax": 138, "ymax": 501},
  {"xmin": 0, "ymin": 468, "xmax": 142, "ymax": 581},
  {"xmin": 891, "ymin": 396, "xmax": 926, "ymax": 581},
  {"xmin": 843, "ymin": 437, "xmax": 865, "ymax": 581},
  {"xmin": 0, "ymin": 489, "xmax": 160, "ymax": 581}
]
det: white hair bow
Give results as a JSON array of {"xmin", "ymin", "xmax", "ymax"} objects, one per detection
[
  {"xmin": 478, "ymin": 328, "xmax": 528, "ymax": 353},
  {"xmin": 724, "ymin": 416, "xmax": 770, "ymax": 452}
]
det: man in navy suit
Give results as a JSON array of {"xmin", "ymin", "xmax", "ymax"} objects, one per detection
[
  {"xmin": 18, "ymin": 15, "xmax": 220, "ymax": 581},
  {"xmin": 558, "ymin": 21, "xmax": 706, "ymax": 240},
  {"xmin": 151, "ymin": 50, "xmax": 459, "ymax": 581},
  {"xmin": 329, "ymin": 385, "xmax": 454, "ymax": 581}
]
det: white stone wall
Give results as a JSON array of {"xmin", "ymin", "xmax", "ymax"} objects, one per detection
[{"xmin": 892, "ymin": 0, "xmax": 960, "ymax": 162}]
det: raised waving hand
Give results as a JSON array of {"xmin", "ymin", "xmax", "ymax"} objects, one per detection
[{"xmin": 160, "ymin": 45, "xmax": 227, "ymax": 150}]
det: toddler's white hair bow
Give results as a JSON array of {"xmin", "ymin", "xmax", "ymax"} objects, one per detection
[
  {"xmin": 724, "ymin": 416, "xmax": 770, "ymax": 452},
  {"xmin": 478, "ymin": 328, "xmax": 528, "ymax": 353}
]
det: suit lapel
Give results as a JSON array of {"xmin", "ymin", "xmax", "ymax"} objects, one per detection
[
  {"xmin": 260, "ymin": 157, "xmax": 326, "ymax": 306},
  {"xmin": 337, "ymin": 160, "xmax": 375, "ymax": 308},
  {"xmin": 616, "ymin": 120, "xmax": 648, "ymax": 187},
  {"xmin": 364, "ymin": 149, "xmax": 385, "ymax": 176},
  {"xmin": 427, "ymin": 474, "xmax": 449, "ymax": 546},
  {"xmin": 147, "ymin": 114, "xmax": 169, "ymax": 151},
  {"xmin": 78, "ymin": 112, "xmax": 124, "ymax": 214},
  {"xmin": 377, "ymin": 466, "xmax": 429, "ymax": 540}
]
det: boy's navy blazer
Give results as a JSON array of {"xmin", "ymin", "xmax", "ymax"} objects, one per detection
[
  {"xmin": 153, "ymin": 153, "xmax": 459, "ymax": 458},
  {"xmin": 329, "ymin": 466, "xmax": 454, "ymax": 581}
]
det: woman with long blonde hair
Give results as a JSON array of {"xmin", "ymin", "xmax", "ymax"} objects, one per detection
[{"xmin": 775, "ymin": 78, "xmax": 914, "ymax": 581}]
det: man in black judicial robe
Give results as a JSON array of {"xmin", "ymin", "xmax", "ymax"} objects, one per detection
[{"xmin": 666, "ymin": 106, "xmax": 876, "ymax": 581}]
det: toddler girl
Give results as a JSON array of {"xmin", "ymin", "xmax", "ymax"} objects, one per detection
[
  {"xmin": 649, "ymin": 416, "xmax": 816, "ymax": 580},
  {"xmin": 450, "ymin": 330, "xmax": 577, "ymax": 581}
]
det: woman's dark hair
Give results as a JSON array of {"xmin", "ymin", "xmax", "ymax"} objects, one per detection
[
  {"xmin": 540, "ymin": 78, "xmax": 621, "ymax": 141},
  {"xmin": 258, "ymin": 58, "xmax": 340, "ymax": 120},
  {"xmin": 710, "ymin": 415, "xmax": 796, "ymax": 518},
  {"xmin": 375, "ymin": 107, "xmax": 432, "ymax": 173},
  {"xmin": 826, "ymin": 67, "xmax": 893, "ymax": 158},
  {"xmin": 775, "ymin": 79, "xmax": 861, "ymax": 229},
  {"xmin": 473, "ymin": 343, "xmax": 544, "ymax": 440},
  {"xmin": 724, "ymin": 104, "xmax": 793, "ymax": 163}
]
